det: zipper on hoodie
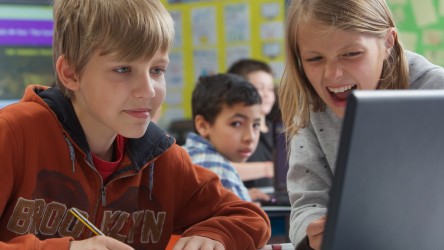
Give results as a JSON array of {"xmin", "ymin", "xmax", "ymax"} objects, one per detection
[
  {"xmin": 87, "ymin": 156, "xmax": 155, "ymax": 209},
  {"xmin": 99, "ymin": 169, "xmax": 141, "ymax": 207},
  {"xmin": 101, "ymin": 186, "xmax": 107, "ymax": 206},
  {"xmin": 83, "ymin": 156, "xmax": 105, "ymax": 221}
]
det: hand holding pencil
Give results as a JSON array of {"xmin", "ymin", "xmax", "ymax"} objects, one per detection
[{"xmin": 68, "ymin": 208, "xmax": 134, "ymax": 250}]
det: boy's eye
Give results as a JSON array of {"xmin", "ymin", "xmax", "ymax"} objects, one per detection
[
  {"xmin": 231, "ymin": 121, "xmax": 241, "ymax": 127},
  {"xmin": 150, "ymin": 67, "xmax": 166, "ymax": 75},
  {"xmin": 343, "ymin": 51, "xmax": 361, "ymax": 57},
  {"xmin": 115, "ymin": 67, "xmax": 130, "ymax": 73}
]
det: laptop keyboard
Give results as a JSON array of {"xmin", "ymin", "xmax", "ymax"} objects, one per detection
[{"xmin": 260, "ymin": 192, "xmax": 290, "ymax": 206}]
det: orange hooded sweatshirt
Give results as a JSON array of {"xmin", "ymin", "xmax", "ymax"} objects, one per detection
[{"xmin": 0, "ymin": 85, "xmax": 271, "ymax": 250}]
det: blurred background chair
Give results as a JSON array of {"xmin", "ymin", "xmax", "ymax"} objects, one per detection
[{"xmin": 167, "ymin": 119, "xmax": 194, "ymax": 146}]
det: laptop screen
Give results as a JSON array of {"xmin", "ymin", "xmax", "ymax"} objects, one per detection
[{"xmin": 322, "ymin": 90, "xmax": 444, "ymax": 250}]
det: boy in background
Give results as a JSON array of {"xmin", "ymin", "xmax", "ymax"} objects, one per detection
[
  {"xmin": 227, "ymin": 59, "xmax": 277, "ymax": 188},
  {"xmin": 183, "ymin": 74, "xmax": 269, "ymax": 202},
  {"xmin": 0, "ymin": 0, "xmax": 271, "ymax": 249}
]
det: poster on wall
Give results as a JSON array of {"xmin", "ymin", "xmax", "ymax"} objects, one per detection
[
  {"xmin": 224, "ymin": 3, "xmax": 250, "ymax": 43},
  {"xmin": 168, "ymin": 0, "xmax": 211, "ymax": 3},
  {"xmin": 170, "ymin": 10, "xmax": 183, "ymax": 48},
  {"xmin": 193, "ymin": 49, "xmax": 218, "ymax": 80},
  {"xmin": 165, "ymin": 52, "xmax": 185, "ymax": 89},
  {"xmin": 225, "ymin": 46, "xmax": 251, "ymax": 68},
  {"xmin": 191, "ymin": 6, "xmax": 217, "ymax": 46}
]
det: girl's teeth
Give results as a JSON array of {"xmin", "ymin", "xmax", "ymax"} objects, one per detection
[{"xmin": 328, "ymin": 85, "xmax": 355, "ymax": 93}]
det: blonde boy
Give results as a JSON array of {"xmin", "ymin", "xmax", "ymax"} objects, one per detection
[{"xmin": 0, "ymin": 0, "xmax": 270, "ymax": 249}]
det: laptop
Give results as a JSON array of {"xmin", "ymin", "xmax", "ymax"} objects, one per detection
[
  {"xmin": 260, "ymin": 120, "xmax": 291, "ymax": 207},
  {"xmin": 322, "ymin": 90, "xmax": 444, "ymax": 250}
]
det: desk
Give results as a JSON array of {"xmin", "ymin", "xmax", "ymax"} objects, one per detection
[
  {"xmin": 262, "ymin": 206, "xmax": 291, "ymax": 244},
  {"xmin": 259, "ymin": 243, "xmax": 294, "ymax": 249},
  {"xmin": 262, "ymin": 206, "xmax": 291, "ymax": 212}
]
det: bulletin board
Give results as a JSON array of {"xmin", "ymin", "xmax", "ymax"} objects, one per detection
[
  {"xmin": 159, "ymin": 0, "xmax": 286, "ymax": 128},
  {"xmin": 388, "ymin": 0, "xmax": 444, "ymax": 66}
]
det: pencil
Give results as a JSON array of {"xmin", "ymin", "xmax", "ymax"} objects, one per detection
[{"xmin": 70, "ymin": 207, "xmax": 104, "ymax": 236}]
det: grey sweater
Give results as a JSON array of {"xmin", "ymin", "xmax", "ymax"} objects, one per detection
[{"xmin": 288, "ymin": 51, "xmax": 444, "ymax": 247}]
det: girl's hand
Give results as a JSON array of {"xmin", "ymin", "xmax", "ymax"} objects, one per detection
[{"xmin": 307, "ymin": 216, "xmax": 327, "ymax": 250}]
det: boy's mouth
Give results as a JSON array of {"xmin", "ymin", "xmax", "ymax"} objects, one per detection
[
  {"xmin": 238, "ymin": 148, "xmax": 253, "ymax": 159},
  {"xmin": 327, "ymin": 84, "xmax": 357, "ymax": 101}
]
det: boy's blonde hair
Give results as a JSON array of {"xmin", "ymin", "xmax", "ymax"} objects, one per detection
[
  {"xmin": 279, "ymin": 0, "xmax": 409, "ymax": 139},
  {"xmin": 52, "ymin": 0, "xmax": 174, "ymax": 97}
]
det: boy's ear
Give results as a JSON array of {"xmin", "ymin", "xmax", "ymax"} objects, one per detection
[
  {"xmin": 56, "ymin": 55, "xmax": 80, "ymax": 91},
  {"xmin": 194, "ymin": 115, "xmax": 210, "ymax": 137}
]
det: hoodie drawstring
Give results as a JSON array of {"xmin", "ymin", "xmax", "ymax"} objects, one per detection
[
  {"xmin": 64, "ymin": 136, "xmax": 76, "ymax": 172},
  {"xmin": 148, "ymin": 162, "xmax": 154, "ymax": 200}
]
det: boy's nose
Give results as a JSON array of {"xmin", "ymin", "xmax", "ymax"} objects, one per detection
[
  {"xmin": 136, "ymin": 73, "xmax": 156, "ymax": 98},
  {"xmin": 243, "ymin": 126, "xmax": 257, "ymax": 143}
]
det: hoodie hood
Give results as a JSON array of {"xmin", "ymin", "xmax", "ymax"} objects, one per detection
[
  {"xmin": 33, "ymin": 86, "xmax": 174, "ymax": 169},
  {"xmin": 38, "ymin": 87, "xmax": 91, "ymax": 154}
]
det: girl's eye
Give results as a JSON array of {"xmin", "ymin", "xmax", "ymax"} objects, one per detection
[
  {"xmin": 306, "ymin": 56, "xmax": 322, "ymax": 62},
  {"xmin": 115, "ymin": 67, "xmax": 130, "ymax": 73},
  {"xmin": 253, "ymin": 122, "xmax": 261, "ymax": 129}
]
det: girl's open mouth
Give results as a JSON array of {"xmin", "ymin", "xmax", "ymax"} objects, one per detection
[{"xmin": 327, "ymin": 84, "xmax": 357, "ymax": 102}]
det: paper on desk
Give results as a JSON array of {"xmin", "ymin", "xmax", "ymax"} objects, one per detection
[{"xmin": 258, "ymin": 243, "xmax": 294, "ymax": 250}]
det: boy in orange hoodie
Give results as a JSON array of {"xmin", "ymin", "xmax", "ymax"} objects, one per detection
[{"xmin": 0, "ymin": 0, "xmax": 270, "ymax": 249}]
